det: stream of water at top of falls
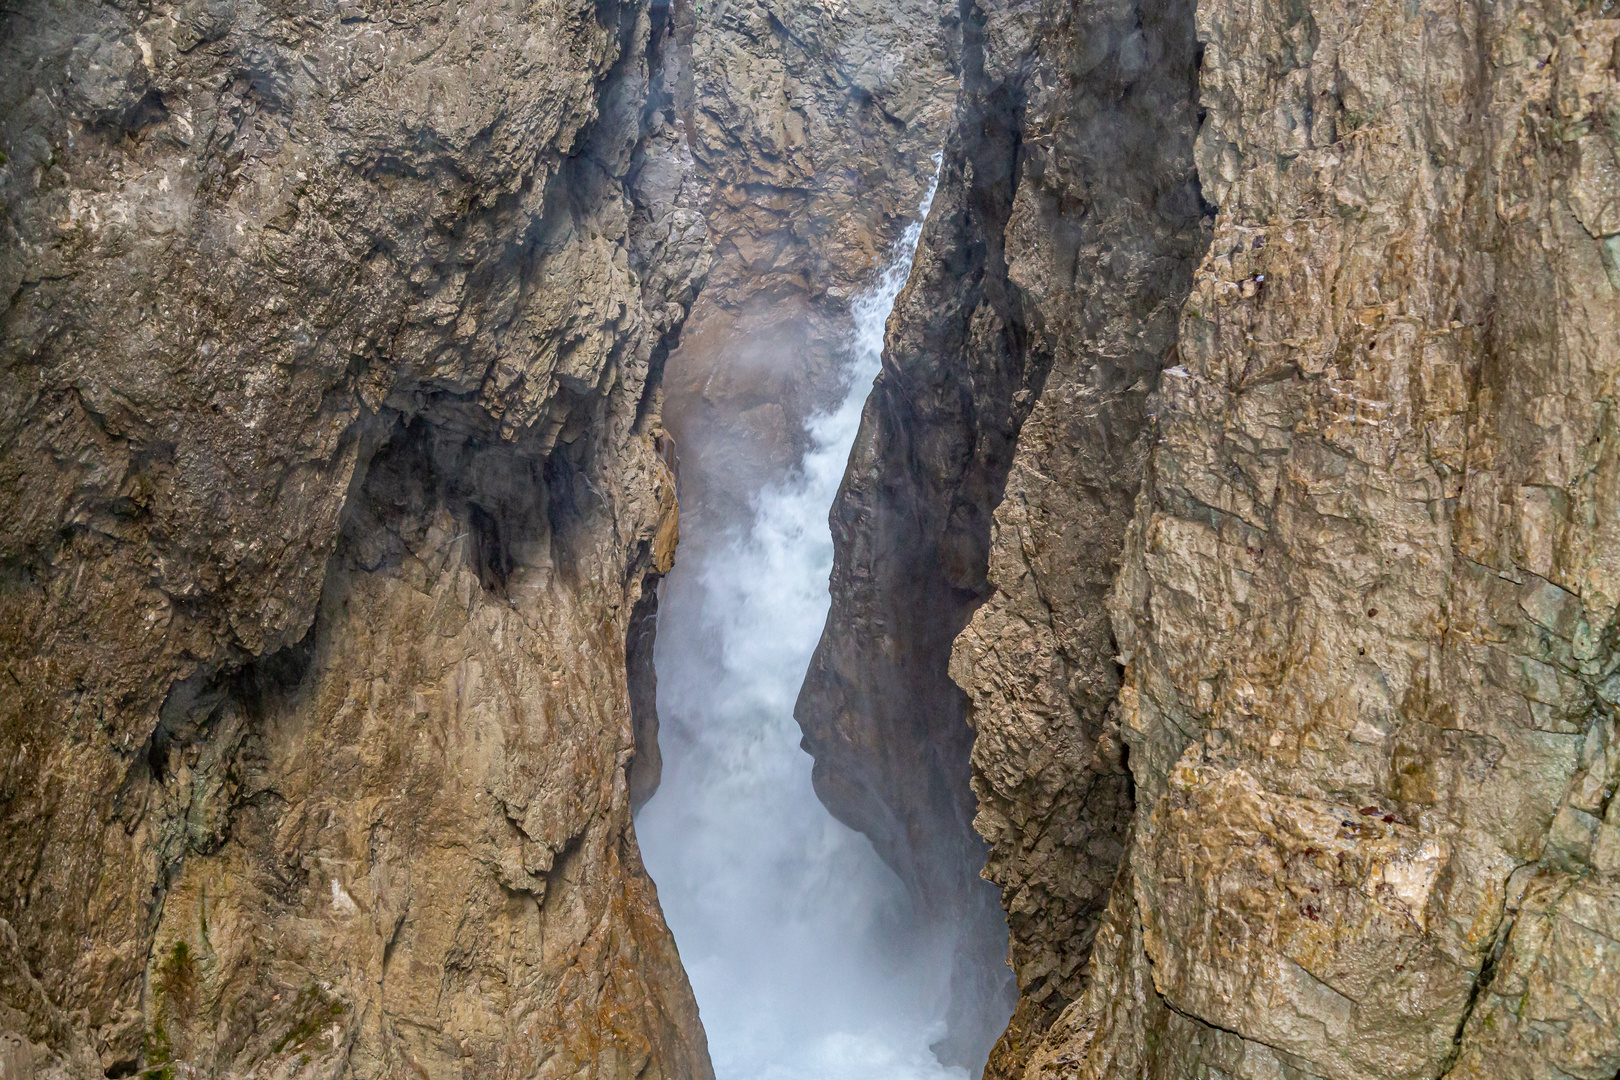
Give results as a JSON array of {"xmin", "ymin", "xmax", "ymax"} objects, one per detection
[{"xmin": 634, "ymin": 165, "xmax": 986, "ymax": 1080}]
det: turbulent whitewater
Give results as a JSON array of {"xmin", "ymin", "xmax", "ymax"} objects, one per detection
[{"xmin": 634, "ymin": 169, "xmax": 975, "ymax": 1080}]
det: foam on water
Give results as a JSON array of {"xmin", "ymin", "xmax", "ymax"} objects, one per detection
[{"xmin": 635, "ymin": 166, "xmax": 972, "ymax": 1080}]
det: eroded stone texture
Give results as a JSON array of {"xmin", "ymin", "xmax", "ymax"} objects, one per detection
[
  {"xmin": 138, "ymin": 416, "xmax": 700, "ymax": 1079},
  {"xmin": 818, "ymin": 0, "xmax": 1620, "ymax": 1075},
  {"xmin": 661, "ymin": 0, "xmax": 959, "ymax": 529},
  {"xmin": 945, "ymin": 0, "xmax": 1208, "ymax": 1070},
  {"xmin": 801, "ymin": 0, "xmax": 1207, "ymax": 1071},
  {"xmin": 0, "ymin": 0, "xmax": 709, "ymax": 1073},
  {"xmin": 1030, "ymin": 3, "xmax": 1620, "ymax": 1079},
  {"xmin": 790, "ymin": 0, "xmax": 1039, "ymax": 1065}
]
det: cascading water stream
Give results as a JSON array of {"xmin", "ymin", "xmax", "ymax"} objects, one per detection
[{"xmin": 635, "ymin": 166, "xmax": 981, "ymax": 1080}]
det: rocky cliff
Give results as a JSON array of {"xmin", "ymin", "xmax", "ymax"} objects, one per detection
[
  {"xmin": 0, "ymin": 0, "xmax": 710, "ymax": 1074},
  {"xmin": 1047, "ymin": 4, "xmax": 1620, "ymax": 1078},
  {"xmin": 0, "ymin": 0, "xmax": 971, "ymax": 1069},
  {"xmin": 813, "ymin": 0, "xmax": 1620, "ymax": 1079},
  {"xmin": 798, "ymin": 0, "xmax": 1207, "ymax": 1070},
  {"xmin": 13, "ymin": 0, "xmax": 1620, "ymax": 1074},
  {"xmin": 659, "ymin": 0, "xmax": 959, "ymax": 528}
]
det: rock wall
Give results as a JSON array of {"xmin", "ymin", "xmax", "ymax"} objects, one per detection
[
  {"xmin": 659, "ymin": 0, "xmax": 959, "ymax": 527},
  {"xmin": 1043, "ymin": 3, "xmax": 1620, "ymax": 1078},
  {"xmin": 14, "ymin": 0, "xmax": 1620, "ymax": 1075},
  {"xmin": 0, "ymin": 0, "xmax": 710, "ymax": 1074},
  {"xmin": 787, "ymin": 0, "xmax": 1040, "ymax": 1063},
  {"xmin": 817, "ymin": 0, "xmax": 1620, "ymax": 1079},
  {"xmin": 947, "ymin": 0, "xmax": 1210, "ymax": 1068},
  {"xmin": 798, "ymin": 0, "xmax": 1207, "ymax": 1071}
]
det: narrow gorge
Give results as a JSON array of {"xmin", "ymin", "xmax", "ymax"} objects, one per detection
[{"xmin": 4, "ymin": 1, "xmax": 1620, "ymax": 1080}]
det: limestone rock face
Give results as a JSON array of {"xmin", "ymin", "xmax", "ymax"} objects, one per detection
[
  {"xmin": 0, "ymin": 0, "xmax": 709, "ymax": 1074},
  {"xmin": 817, "ymin": 0, "xmax": 1620, "ymax": 1078},
  {"xmin": 799, "ymin": 0, "xmax": 1207, "ymax": 1070},
  {"xmin": 1046, "ymin": 4, "xmax": 1620, "ymax": 1078}
]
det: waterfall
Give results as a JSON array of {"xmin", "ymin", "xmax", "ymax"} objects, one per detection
[{"xmin": 636, "ymin": 165, "xmax": 974, "ymax": 1080}]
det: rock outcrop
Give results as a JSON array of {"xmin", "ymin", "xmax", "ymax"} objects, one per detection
[
  {"xmin": 798, "ymin": 0, "xmax": 1207, "ymax": 1070},
  {"xmin": 0, "ymin": 0, "xmax": 710, "ymax": 1074},
  {"xmin": 814, "ymin": 0, "xmax": 1620, "ymax": 1079},
  {"xmin": 1043, "ymin": 4, "xmax": 1620, "ymax": 1078}
]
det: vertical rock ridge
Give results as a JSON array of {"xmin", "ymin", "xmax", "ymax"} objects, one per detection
[
  {"xmin": 948, "ymin": 0, "xmax": 1210, "ymax": 1068},
  {"xmin": 861, "ymin": 0, "xmax": 1620, "ymax": 1078},
  {"xmin": 797, "ymin": 0, "xmax": 1209, "ymax": 1071},
  {"xmin": 791, "ymin": 0, "xmax": 1040, "ymax": 1065},
  {"xmin": 796, "ymin": 0, "xmax": 1035, "ymax": 912}
]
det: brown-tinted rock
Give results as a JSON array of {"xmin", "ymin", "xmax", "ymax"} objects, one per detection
[
  {"xmin": 0, "ymin": 0, "xmax": 709, "ymax": 1073},
  {"xmin": 947, "ymin": 0, "xmax": 1207, "ymax": 1066},
  {"xmin": 800, "ymin": 0, "xmax": 1207, "ymax": 1070},
  {"xmin": 818, "ymin": 0, "xmax": 1620, "ymax": 1078},
  {"xmin": 1022, "ymin": 2, "xmax": 1620, "ymax": 1079}
]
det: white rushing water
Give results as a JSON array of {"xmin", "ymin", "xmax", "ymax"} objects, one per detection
[{"xmin": 635, "ymin": 169, "xmax": 971, "ymax": 1080}]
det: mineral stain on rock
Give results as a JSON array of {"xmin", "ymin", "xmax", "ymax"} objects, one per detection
[{"xmin": 5, "ymin": 0, "xmax": 1620, "ymax": 1076}]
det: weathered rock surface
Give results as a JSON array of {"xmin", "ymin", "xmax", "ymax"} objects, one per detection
[
  {"xmin": 1045, "ymin": 4, "xmax": 1620, "ymax": 1078},
  {"xmin": 799, "ymin": 0, "xmax": 1207, "ymax": 1070},
  {"xmin": 0, "ymin": 0, "xmax": 710, "ymax": 1073},
  {"xmin": 818, "ymin": 0, "xmax": 1620, "ymax": 1079},
  {"xmin": 945, "ymin": 0, "xmax": 1208, "ymax": 1068},
  {"xmin": 660, "ymin": 0, "xmax": 959, "ymax": 529},
  {"xmin": 15, "ymin": 0, "xmax": 1620, "ymax": 1073},
  {"xmin": 787, "ymin": 0, "xmax": 1039, "ymax": 1062}
]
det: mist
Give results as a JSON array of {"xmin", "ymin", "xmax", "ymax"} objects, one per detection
[{"xmin": 635, "ymin": 167, "xmax": 1001, "ymax": 1080}]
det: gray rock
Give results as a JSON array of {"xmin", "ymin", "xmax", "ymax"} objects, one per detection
[{"xmin": 799, "ymin": 0, "xmax": 1206, "ymax": 1071}]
